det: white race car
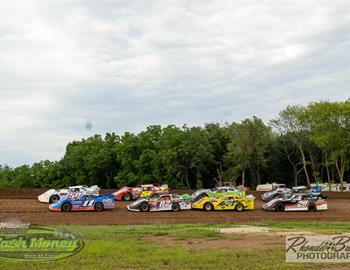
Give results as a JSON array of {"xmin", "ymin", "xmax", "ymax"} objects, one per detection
[{"xmin": 38, "ymin": 185, "xmax": 100, "ymax": 203}]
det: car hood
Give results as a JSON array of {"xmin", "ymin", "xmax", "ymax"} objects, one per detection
[
  {"xmin": 265, "ymin": 197, "xmax": 283, "ymax": 207},
  {"xmin": 128, "ymin": 198, "xmax": 149, "ymax": 208},
  {"xmin": 40, "ymin": 189, "xmax": 61, "ymax": 196}
]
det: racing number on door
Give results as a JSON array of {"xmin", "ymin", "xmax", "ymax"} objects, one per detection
[
  {"xmin": 83, "ymin": 200, "xmax": 94, "ymax": 207},
  {"xmin": 296, "ymin": 200, "xmax": 308, "ymax": 208},
  {"xmin": 159, "ymin": 201, "xmax": 170, "ymax": 208},
  {"xmin": 68, "ymin": 192, "xmax": 82, "ymax": 199}
]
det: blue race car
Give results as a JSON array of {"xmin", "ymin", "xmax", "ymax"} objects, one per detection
[{"xmin": 49, "ymin": 193, "xmax": 115, "ymax": 212}]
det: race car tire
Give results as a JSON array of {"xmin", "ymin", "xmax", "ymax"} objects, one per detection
[
  {"xmin": 122, "ymin": 193, "xmax": 132, "ymax": 201},
  {"xmin": 140, "ymin": 203, "xmax": 150, "ymax": 212},
  {"xmin": 203, "ymin": 202, "xmax": 214, "ymax": 211},
  {"xmin": 49, "ymin": 195, "xmax": 60, "ymax": 203},
  {"xmin": 275, "ymin": 202, "xmax": 285, "ymax": 212},
  {"xmin": 94, "ymin": 203, "xmax": 104, "ymax": 212},
  {"xmin": 171, "ymin": 203, "xmax": 180, "ymax": 212},
  {"xmin": 308, "ymin": 203, "xmax": 317, "ymax": 212},
  {"xmin": 235, "ymin": 203, "xmax": 244, "ymax": 212},
  {"xmin": 61, "ymin": 202, "xmax": 72, "ymax": 212},
  {"xmin": 273, "ymin": 194, "xmax": 282, "ymax": 199}
]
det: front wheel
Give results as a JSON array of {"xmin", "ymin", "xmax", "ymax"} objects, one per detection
[
  {"xmin": 235, "ymin": 203, "xmax": 244, "ymax": 212},
  {"xmin": 49, "ymin": 195, "xmax": 60, "ymax": 203},
  {"xmin": 140, "ymin": 203, "xmax": 150, "ymax": 212},
  {"xmin": 203, "ymin": 202, "xmax": 214, "ymax": 211},
  {"xmin": 275, "ymin": 202, "xmax": 285, "ymax": 212},
  {"xmin": 94, "ymin": 203, "xmax": 104, "ymax": 212},
  {"xmin": 122, "ymin": 193, "xmax": 132, "ymax": 201},
  {"xmin": 61, "ymin": 202, "xmax": 72, "ymax": 212}
]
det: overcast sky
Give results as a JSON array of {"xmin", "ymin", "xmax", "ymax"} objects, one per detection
[{"xmin": 0, "ymin": 0, "xmax": 349, "ymax": 166}]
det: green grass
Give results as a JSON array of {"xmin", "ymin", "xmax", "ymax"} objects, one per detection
[{"xmin": 0, "ymin": 222, "xmax": 349, "ymax": 270}]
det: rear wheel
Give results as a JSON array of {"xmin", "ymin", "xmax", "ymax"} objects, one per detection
[
  {"xmin": 94, "ymin": 203, "xmax": 104, "ymax": 212},
  {"xmin": 172, "ymin": 203, "xmax": 180, "ymax": 212},
  {"xmin": 140, "ymin": 203, "xmax": 150, "ymax": 212},
  {"xmin": 61, "ymin": 202, "xmax": 72, "ymax": 212},
  {"xmin": 275, "ymin": 202, "xmax": 285, "ymax": 212},
  {"xmin": 203, "ymin": 202, "xmax": 214, "ymax": 211},
  {"xmin": 308, "ymin": 203, "xmax": 317, "ymax": 212},
  {"xmin": 235, "ymin": 203, "xmax": 244, "ymax": 212},
  {"xmin": 49, "ymin": 195, "xmax": 60, "ymax": 203},
  {"xmin": 122, "ymin": 193, "xmax": 132, "ymax": 201}
]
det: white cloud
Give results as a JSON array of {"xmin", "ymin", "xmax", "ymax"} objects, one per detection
[{"xmin": 0, "ymin": 0, "xmax": 349, "ymax": 165}]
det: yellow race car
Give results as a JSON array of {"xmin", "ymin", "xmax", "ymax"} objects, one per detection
[{"xmin": 191, "ymin": 195, "xmax": 255, "ymax": 211}]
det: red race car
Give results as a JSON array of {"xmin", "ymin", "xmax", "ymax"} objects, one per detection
[{"xmin": 113, "ymin": 184, "xmax": 169, "ymax": 201}]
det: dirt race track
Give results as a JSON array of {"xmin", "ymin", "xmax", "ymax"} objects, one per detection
[{"xmin": 0, "ymin": 189, "xmax": 350, "ymax": 225}]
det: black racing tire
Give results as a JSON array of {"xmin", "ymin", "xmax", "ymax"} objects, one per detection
[
  {"xmin": 61, "ymin": 202, "xmax": 72, "ymax": 212},
  {"xmin": 49, "ymin": 195, "xmax": 60, "ymax": 203},
  {"xmin": 140, "ymin": 203, "xmax": 150, "ymax": 212},
  {"xmin": 275, "ymin": 202, "xmax": 285, "ymax": 212},
  {"xmin": 235, "ymin": 203, "xmax": 244, "ymax": 212},
  {"xmin": 122, "ymin": 193, "xmax": 132, "ymax": 201},
  {"xmin": 172, "ymin": 203, "xmax": 180, "ymax": 212},
  {"xmin": 308, "ymin": 203, "xmax": 317, "ymax": 212},
  {"xmin": 94, "ymin": 203, "xmax": 104, "ymax": 212},
  {"xmin": 203, "ymin": 202, "xmax": 214, "ymax": 211}
]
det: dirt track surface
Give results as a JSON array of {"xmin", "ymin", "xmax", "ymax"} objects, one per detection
[{"xmin": 1, "ymin": 189, "xmax": 350, "ymax": 225}]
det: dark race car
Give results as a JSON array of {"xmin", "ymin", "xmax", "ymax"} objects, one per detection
[
  {"xmin": 261, "ymin": 185, "xmax": 326, "ymax": 202},
  {"xmin": 262, "ymin": 194, "xmax": 328, "ymax": 212}
]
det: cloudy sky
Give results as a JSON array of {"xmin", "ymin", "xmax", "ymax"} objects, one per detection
[{"xmin": 0, "ymin": 0, "xmax": 349, "ymax": 166}]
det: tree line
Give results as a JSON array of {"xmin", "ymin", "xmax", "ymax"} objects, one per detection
[{"xmin": 1, "ymin": 100, "xmax": 349, "ymax": 190}]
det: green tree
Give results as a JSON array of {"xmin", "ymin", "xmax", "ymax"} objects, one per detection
[
  {"xmin": 303, "ymin": 100, "xmax": 350, "ymax": 191},
  {"xmin": 225, "ymin": 117, "xmax": 271, "ymax": 188}
]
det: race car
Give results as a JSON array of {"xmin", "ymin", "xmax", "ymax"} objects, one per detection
[
  {"xmin": 140, "ymin": 184, "xmax": 170, "ymax": 198},
  {"xmin": 191, "ymin": 186, "xmax": 245, "ymax": 201},
  {"xmin": 49, "ymin": 193, "xmax": 115, "ymax": 212},
  {"xmin": 262, "ymin": 194, "xmax": 328, "ymax": 212},
  {"xmin": 261, "ymin": 185, "xmax": 326, "ymax": 202},
  {"xmin": 191, "ymin": 195, "xmax": 255, "ymax": 211},
  {"xmin": 113, "ymin": 184, "xmax": 169, "ymax": 201},
  {"xmin": 38, "ymin": 185, "xmax": 100, "ymax": 203},
  {"xmin": 127, "ymin": 193, "xmax": 191, "ymax": 212}
]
